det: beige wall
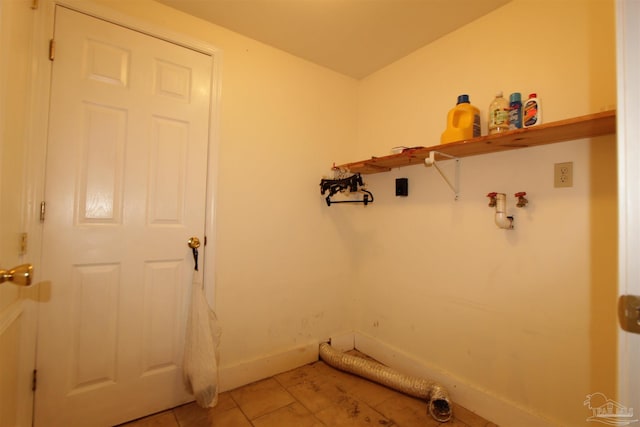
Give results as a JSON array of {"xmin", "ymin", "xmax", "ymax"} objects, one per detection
[
  {"xmin": 87, "ymin": 0, "xmax": 617, "ymax": 424},
  {"xmin": 353, "ymin": 0, "xmax": 617, "ymax": 425}
]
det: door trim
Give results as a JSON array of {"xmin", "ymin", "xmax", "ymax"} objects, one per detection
[
  {"xmin": 616, "ymin": 0, "xmax": 640, "ymax": 409},
  {"xmin": 30, "ymin": 0, "xmax": 221, "ymax": 306}
]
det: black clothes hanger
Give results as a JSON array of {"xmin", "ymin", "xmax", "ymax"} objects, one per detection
[{"xmin": 319, "ymin": 173, "xmax": 374, "ymax": 206}]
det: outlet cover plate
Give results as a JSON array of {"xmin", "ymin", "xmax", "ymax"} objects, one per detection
[{"xmin": 554, "ymin": 161, "xmax": 573, "ymax": 188}]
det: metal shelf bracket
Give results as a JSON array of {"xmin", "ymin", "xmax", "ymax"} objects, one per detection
[{"xmin": 424, "ymin": 151, "xmax": 460, "ymax": 200}]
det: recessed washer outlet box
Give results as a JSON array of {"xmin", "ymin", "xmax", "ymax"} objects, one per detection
[{"xmin": 396, "ymin": 178, "xmax": 408, "ymax": 196}]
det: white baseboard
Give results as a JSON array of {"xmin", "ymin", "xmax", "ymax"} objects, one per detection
[
  {"xmin": 354, "ymin": 332, "xmax": 556, "ymax": 427},
  {"xmin": 218, "ymin": 340, "xmax": 319, "ymax": 392}
]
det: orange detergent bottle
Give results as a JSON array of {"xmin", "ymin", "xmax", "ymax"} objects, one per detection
[{"xmin": 440, "ymin": 94, "xmax": 481, "ymax": 144}]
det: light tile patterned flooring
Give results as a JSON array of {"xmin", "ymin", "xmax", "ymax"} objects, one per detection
[{"xmin": 120, "ymin": 352, "xmax": 497, "ymax": 427}]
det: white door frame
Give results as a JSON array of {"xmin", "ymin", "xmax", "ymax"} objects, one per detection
[
  {"xmin": 29, "ymin": 0, "xmax": 221, "ymax": 307},
  {"xmin": 616, "ymin": 0, "xmax": 640, "ymax": 411}
]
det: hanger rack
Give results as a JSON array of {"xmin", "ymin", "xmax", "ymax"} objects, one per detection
[
  {"xmin": 324, "ymin": 189, "xmax": 374, "ymax": 206},
  {"xmin": 320, "ymin": 172, "xmax": 374, "ymax": 207}
]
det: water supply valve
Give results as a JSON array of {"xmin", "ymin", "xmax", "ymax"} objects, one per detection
[
  {"xmin": 515, "ymin": 191, "xmax": 528, "ymax": 208},
  {"xmin": 486, "ymin": 192, "xmax": 498, "ymax": 207}
]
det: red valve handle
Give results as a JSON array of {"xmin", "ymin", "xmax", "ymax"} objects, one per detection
[
  {"xmin": 487, "ymin": 192, "xmax": 497, "ymax": 198},
  {"xmin": 515, "ymin": 191, "xmax": 527, "ymax": 197}
]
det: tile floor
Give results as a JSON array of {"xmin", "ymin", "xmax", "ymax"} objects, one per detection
[{"xmin": 120, "ymin": 352, "xmax": 497, "ymax": 427}]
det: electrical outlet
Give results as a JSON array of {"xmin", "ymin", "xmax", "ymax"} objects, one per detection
[{"xmin": 554, "ymin": 162, "xmax": 573, "ymax": 188}]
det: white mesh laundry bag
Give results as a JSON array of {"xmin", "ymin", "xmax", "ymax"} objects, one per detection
[{"xmin": 183, "ymin": 272, "xmax": 221, "ymax": 408}]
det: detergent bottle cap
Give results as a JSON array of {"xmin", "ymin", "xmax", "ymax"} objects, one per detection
[
  {"xmin": 456, "ymin": 94, "xmax": 470, "ymax": 104},
  {"xmin": 509, "ymin": 92, "xmax": 521, "ymax": 103}
]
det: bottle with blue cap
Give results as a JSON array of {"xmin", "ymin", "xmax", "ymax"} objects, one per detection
[
  {"xmin": 509, "ymin": 92, "xmax": 523, "ymax": 130},
  {"xmin": 440, "ymin": 94, "xmax": 481, "ymax": 144}
]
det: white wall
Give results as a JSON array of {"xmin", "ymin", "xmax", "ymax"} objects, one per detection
[
  {"xmin": 76, "ymin": 0, "xmax": 618, "ymax": 424},
  {"xmin": 352, "ymin": 0, "xmax": 617, "ymax": 425}
]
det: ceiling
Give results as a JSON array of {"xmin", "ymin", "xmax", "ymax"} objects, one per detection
[{"xmin": 155, "ymin": 0, "xmax": 511, "ymax": 79}]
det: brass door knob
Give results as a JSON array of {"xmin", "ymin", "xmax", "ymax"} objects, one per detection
[
  {"xmin": 188, "ymin": 237, "xmax": 200, "ymax": 249},
  {"xmin": 0, "ymin": 264, "xmax": 33, "ymax": 287}
]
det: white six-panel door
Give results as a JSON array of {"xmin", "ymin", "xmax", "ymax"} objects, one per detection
[{"xmin": 35, "ymin": 7, "xmax": 212, "ymax": 426}]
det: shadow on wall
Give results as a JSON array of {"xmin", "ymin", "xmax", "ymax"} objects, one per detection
[
  {"xmin": 588, "ymin": 134, "xmax": 617, "ymax": 401},
  {"xmin": 585, "ymin": 0, "xmax": 617, "ymax": 405}
]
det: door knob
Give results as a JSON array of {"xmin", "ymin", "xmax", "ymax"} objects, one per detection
[
  {"xmin": 188, "ymin": 237, "xmax": 200, "ymax": 249},
  {"xmin": 0, "ymin": 264, "xmax": 33, "ymax": 287},
  {"xmin": 188, "ymin": 237, "xmax": 200, "ymax": 271}
]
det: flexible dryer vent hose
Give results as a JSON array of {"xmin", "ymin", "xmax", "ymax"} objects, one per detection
[{"xmin": 318, "ymin": 342, "xmax": 452, "ymax": 422}]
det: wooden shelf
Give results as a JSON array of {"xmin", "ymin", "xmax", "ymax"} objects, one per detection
[{"xmin": 336, "ymin": 110, "xmax": 616, "ymax": 174}]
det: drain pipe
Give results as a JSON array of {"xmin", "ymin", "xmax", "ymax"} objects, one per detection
[
  {"xmin": 319, "ymin": 342, "xmax": 452, "ymax": 422},
  {"xmin": 486, "ymin": 192, "xmax": 514, "ymax": 229}
]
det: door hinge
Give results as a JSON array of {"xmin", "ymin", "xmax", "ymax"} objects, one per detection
[
  {"xmin": 32, "ymin": 369, "xmax": 37, "ymax": 391},
  {"xmin": 49, "ymin": 39, "xmax": 55, "ymax": 61},
  {"xmin": 40, "ymin": 201, "xmax": 46, "ymax": 222}
]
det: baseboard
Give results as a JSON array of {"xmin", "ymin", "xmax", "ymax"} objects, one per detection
[
  {"xmin": 354, "ymin": 332, "xmax": 556, "ymax": 427},
  {"xmin": 218, "ymin": 340, "xmax": 319, "ymax": 392}
]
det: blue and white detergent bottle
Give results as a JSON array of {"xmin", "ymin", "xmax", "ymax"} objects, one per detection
[{"xmin": 508, "ymin": 92, "xmax": 523, "ymax": 129}]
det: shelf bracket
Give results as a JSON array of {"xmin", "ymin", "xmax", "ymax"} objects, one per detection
[{"xmin": 424, "ymin": 151, "xmax": 460, "ymax": 200}]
